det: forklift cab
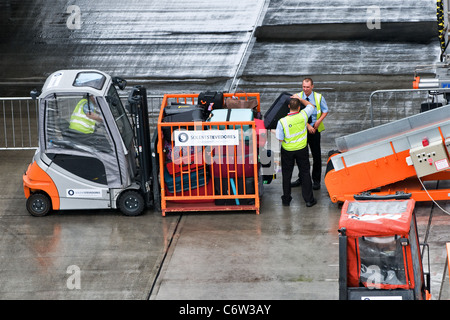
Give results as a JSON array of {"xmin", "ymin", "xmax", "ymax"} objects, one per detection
[
  {"xmin": 338, "ymin": 199, "xmax": 431, "ymax": 300},
  {"xmin": 23, "ymin": 70, "xmax": 151, "ymax": 216}
]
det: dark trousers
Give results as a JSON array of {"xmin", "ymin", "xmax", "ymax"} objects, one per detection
[
  {"xmin": 281, "ymin": 146, "xmax": 314, "ymax": 204},
  {"xmin": 308, "ymin": 130, "xmax": 322, "ymax": 183},
  {"xmin": 296, "ymin": 130, "xmax": 322, "ymax": 183}
]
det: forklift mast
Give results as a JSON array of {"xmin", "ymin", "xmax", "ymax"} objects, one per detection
[{"xmin": 127, "ymin": 86, "xmax": 153, "ymax": 208}]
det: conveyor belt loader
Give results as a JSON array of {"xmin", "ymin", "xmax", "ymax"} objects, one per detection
[{"xmin": 325, "ymin": 104, "xmax": 450, "ymax": 203}]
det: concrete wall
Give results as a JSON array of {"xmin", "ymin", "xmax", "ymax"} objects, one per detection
[{"xmin": 0, "ymin": 0, "xmax": 442, "ymax": 148}]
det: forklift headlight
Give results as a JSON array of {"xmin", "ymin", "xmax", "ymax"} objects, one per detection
[{"xmin": 400, "ymin": 238, "xmax": 409, "ymax": 246}]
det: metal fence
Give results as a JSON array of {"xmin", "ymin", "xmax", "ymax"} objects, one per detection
[
  {"xmin": 0, "ymin": 95, "xmax": 163, "ymax": 150},
  {"xmin": 3, "ymin": 89, "xmax": 449, "ymax": 149},
  {"xmin": 369, "ymin": 88, "xmax": 450, "ymax": 127},
  {"xmin": 0, "ymin": 98, "xmax": 39, "ymax": 150}
]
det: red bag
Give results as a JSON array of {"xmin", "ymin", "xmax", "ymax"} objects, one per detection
[{"xmin": 255, "ymin": 119, "xmax": 267, "ymax": 147}]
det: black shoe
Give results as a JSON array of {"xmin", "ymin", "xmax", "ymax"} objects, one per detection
[
  {"xmin": 290, "ymin": 179, "xmax": 301, "ymax": 188},
  {"xmin": 281, "ymin": 195, "xmax": 291, "ymax": 206},
  {"xmin": 306, "ymin": 199, "xmax": 317, "ymax": 207},
  {"xmin": 312, "ymin": 181, "xmax": 321, "ymax": 190}
]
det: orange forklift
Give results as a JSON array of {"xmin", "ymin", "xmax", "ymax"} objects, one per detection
[{"xmin": 23, "ymin": 70, "xmax": 155, "ymax": 216}]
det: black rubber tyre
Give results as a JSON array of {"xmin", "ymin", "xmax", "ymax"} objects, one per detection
[
  {"xmin": 118, "ymin": 190, "xmax": 145, "ymax": 216},
  {"xmin": 26, "ymin": 193, "xmax": 51, "ymax": 217}
]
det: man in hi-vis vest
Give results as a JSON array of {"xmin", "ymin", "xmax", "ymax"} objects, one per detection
[
  {"xmin": 291, "ymin": 78, "xmax": 329, "ymax": 190},
  {"xmin": 69, "ymin": 95, "xmax": 102, "ymax": 134},
  {"xmin": 276, "ymin": 97, "xmax": 317, "ymax": 207}
]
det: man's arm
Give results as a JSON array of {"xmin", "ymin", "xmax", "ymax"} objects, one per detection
[
  {"xmin": 313, "ymin": 112, "xmax": 328, "ymax": 131},
  {"xmin": 313, "ymin": 95, "xmax": 328, "ymax": 130},
  {"xmin": 275, "ymin": 121, "xmax": 285, "ymax": 141},
  {"xmin": 85, "ymin": 112, "xmax": 102, "ymax": 122},
  {"xmin": 302, "ymin": 103, "xmax": 317, "ymax": 134},
  {"xmin": 291, "ymin": 95, "xmax": 314, "ymax": 109},
  {"xmin": 83, "ymin": 103, "xmax": 103, "ymax": 122}
]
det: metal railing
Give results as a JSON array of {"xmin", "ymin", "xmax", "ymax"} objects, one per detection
[
  {"xmin": 0, "ymin": 97, "xmax": 39, "ymax": 150},
  {"xmin": 4, "ymin": 89, "xmax": 449, "ymax": 149},
  {"xmin": 0, "ymin": 95, "xmax": 163, "ymax": 150},
  {"xmin": 369, "ymin": 88, "xmax": 450, "ymax": 127}
]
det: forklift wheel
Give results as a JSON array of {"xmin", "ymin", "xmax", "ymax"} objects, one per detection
[
  {"xmin": 26, "ymin": 193, "xmax": 51, "ymax": 217},
  {"xmin": 118, "ymin": 190, "xmax": 145, "ymax": 216}
]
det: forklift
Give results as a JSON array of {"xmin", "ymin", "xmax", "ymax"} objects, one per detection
[
  {"xmin": 23, "ymin": 69, "xmax": 155, "ymax": 216},
  {"xmin": 338, "ymin": 198, "xmax": 431, "ymax": 300}
]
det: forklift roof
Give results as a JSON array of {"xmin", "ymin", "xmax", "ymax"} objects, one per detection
[
  {"xmin": 40, "ymin": 70, "xmax": 111, "ymax": 97},
  {"xmin": 339, "ymin": 199, "xmax": 415, "ymax": 237}
]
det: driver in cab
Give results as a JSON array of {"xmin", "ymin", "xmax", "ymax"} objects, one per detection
[{"xmin": 69, "ymin": 95, "xmax": 102, "ymax": 134}]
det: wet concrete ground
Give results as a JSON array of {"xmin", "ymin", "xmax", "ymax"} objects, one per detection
[
  {"xmin": 1, "ymin": 150, "xmax": 449, "ymax": 300},
  {"xmin": 0, "ymin": 150, "xmax": 179, "ymax": 299},
  {"xmin": 0, "ymin": 0, "xmax": 449, "ymax": 300}
]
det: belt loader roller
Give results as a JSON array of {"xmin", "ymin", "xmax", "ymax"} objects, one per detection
[{"xmin": 325, "ymin": 104, "xmax": 450, "ymax": 203}]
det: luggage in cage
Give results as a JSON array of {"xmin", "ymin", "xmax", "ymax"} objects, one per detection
[
  {"xmin": 263, "ymin": 92, "xmax": 293, "ymax": 130},
  {"xmin": 162, "ymin": 109, "xmax": 204, "ymax": 142},
  {"xmin": 163, "ymin": 166, "xmax": 208, "ymax": 193}
]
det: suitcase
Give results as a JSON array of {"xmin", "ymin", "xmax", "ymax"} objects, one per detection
[
  {"xmin": 198, "ymin": 91, "xmax": 224, "ymax": 113},
  {"xmin": 164, "ymin": 104, "xmax": 204, "ymax": 117},
  {"xmin": 164, "ymin": 166, "xmax": 208, "ymax": 193},
  {"xmin": 255, "ymin": 118, "xmax": 267, "ymax": 147},
  {"xmin": 214, "ymin": 177, "xmax": 255, "ymax": 205},
  {"xmin": 162, "ymin": 109, "xmax": 204, "ymax": 142},
  {"xmin": 207, "ymin": 108, "xmax": 254, "ymax": 132},
  {"xmin": 260, "ymin": 148, "xmax": 275, "ymax": 184},
  {"xmin": 263, "ymin": 92, "xmax": 292, "ymax": 130},
  {"xmin": 211, "ymin": 145, "xmax": 257, "ymax": 179},
  {"xmin": 164, "ymin": 179, "xmax": 214, "ymax": 203},
  {"xmin": 165, "ymin": 149, "xmax": 204, "ymax": 175}
]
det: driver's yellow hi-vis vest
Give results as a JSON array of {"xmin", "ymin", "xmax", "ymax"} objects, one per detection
[
  {"xmin": 280, "ymin": 110, "xmax": 309, "ymax": 151},
  {"xmin": 298, "ymin": 91, "xmax": 325, "ymax": 132},
  {"xmin": 69, "ymin": 99, "xmax": 96, "ymax": 134}
]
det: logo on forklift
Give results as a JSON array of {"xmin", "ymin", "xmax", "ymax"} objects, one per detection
[{"xmin": 66, "ymin": 189, "xmax": 103, "ymax": 198}]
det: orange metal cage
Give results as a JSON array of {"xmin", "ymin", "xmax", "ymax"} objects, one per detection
[{"xmin": 156, "ymin": 93, "xmax": 262, "ymax": 216}]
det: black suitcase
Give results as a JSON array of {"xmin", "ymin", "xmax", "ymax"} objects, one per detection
[
  {"xmin": 164, "ymin": 166, "xmax": 208, "ymax": 193},
  {"xmin": 162, "ymin": 109, "xmax": 204, "ymax": 142},
  {"xmin": 164, "ymin": 104, "xmax": 204, "ymax": 116},
  {"xmin": 263, "ymin": 92, "xmax": 292, "ymax": 130},
  {"xmin": 198, "ymin": 91, "xmax": 224, "ymax": 115},
  {"xmin": 214, "ymin": 177, "xmax": 255, "ymax": 205}
]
